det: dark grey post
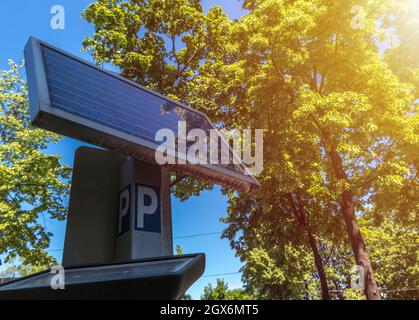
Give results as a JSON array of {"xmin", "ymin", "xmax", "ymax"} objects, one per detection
[
  {"xmin": 62, "ymin": 147, "xmax": 122, "ymax": 266},
  {"xmin": 62, "ymin": 146, "xmax": 173, "ymax": 266},
  {"xmin": 115, "ymin": 157, "xmax": 173, "ymax": 260}
]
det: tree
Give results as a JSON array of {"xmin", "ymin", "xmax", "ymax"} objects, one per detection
[
  {"xmin": 175, "ymin": 245, "xmax": 184, "ymax": 255},
  {"xmin": 359, "ymin": 214, "xmax": 418, "ymax": 300},
  {"xmin": 82, "ymin": 0, "xmax": 234, "ymax": 197},
  {"xmin": 0, "ymin": 61, "xmax": 71, "ymax": 268},
  {"xmin": 82, "ymin": 0, "xmax": 418, "ymax": 300},
  {"xmin": 200, "ymin": 0, "xmax": 417, "ymax": 300},
  {"xmin": 0, "ymin": 257, "xmax": 47, "ymax": 279},
  {"xmin": 379, "ymin": 0, "xmax": 419, "ymax": 227},
  {"xmin": 201, "ymin": 279, "xmax": 253, "ymax": 300}
]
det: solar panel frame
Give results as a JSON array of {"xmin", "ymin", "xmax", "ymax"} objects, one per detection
[{"xmin": 24, "ymin": 37, "xmax": 261, "ymax": 193}]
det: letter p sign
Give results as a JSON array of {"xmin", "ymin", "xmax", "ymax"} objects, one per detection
[
  {"xmin": 118, "ymin": 184, "xmax": 161, "ymax": 236},
  {"xmin": 118, "ymin": 187, "xmax": 131, "ymax": 235},
  {"xmin": 135, "ymin": 185, "xmax": 161, "ymax": 233}
]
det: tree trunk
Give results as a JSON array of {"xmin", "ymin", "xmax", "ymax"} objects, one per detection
[
  {"xmin": 296, "ymin": 194, "xmax": 331, "ymax": 300},
  {"xmin": 329, "ymin": 149, "xmax": 381, "ymax": 300},
  {"xmin": 288, "ymin": 193, "xmax": 331, "ymax": 300},
  {"xmin": 307, "ymin": 225, "xmax": 331, "ymax": 300}
]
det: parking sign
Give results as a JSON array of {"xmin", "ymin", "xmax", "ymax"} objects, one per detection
[{"xmin": 135, "ymin": 184, "xmax": 161, "ymax": 233}]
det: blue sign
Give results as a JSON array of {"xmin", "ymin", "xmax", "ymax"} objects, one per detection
[
  {"xmin": 118, "ymin": 184, "xmax": 161, "ymax": 235},
  {"xmin": 135, "ymin": 184, "xmax": 161, "ymax": 234}
]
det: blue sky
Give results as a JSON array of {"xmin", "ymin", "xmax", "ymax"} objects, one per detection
[{"xmin": 0, "ymin": 0, "xmax": 247, "ymax": 299}]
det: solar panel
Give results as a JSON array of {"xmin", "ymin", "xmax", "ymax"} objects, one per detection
[
  {"xmin": 24, "ymin": 37, "xmax": 260, "ymax": 193},
  {"xmin": 0, "ymin": 254, "xmax": 205, "ymax": 300}
]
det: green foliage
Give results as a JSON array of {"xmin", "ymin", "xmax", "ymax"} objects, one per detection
[
  {"xmin": 240, "ymin": 246, "xmax": 320, "ymax": 300},
  {"xmin": 0, "ymin": 257, "xmax": 48, "ymax": 279},
  {"xmin": 0, "ymin": 61, "xmax": 71, "ymax": 268},
  {"xmin": 217, "ymin": 0, "xmax": 418, "ymax": 299},
  {"xmin": 175, "ymin": 244, "xmax": 184, "ymax": 255},
  {"xmin": 82, "ymin": 0, "xmax": 231, "ymax": 102},
  {"xmin": 201, "ymin": 279, "xmax": 253, "ymax": 300},
  {"xmin": 360, "ymin": 215, "xmax": 418, "ymax": 300},
  {"xmin": 182, "ymin": 293, "xmax": 193, "ymax": 300}
]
